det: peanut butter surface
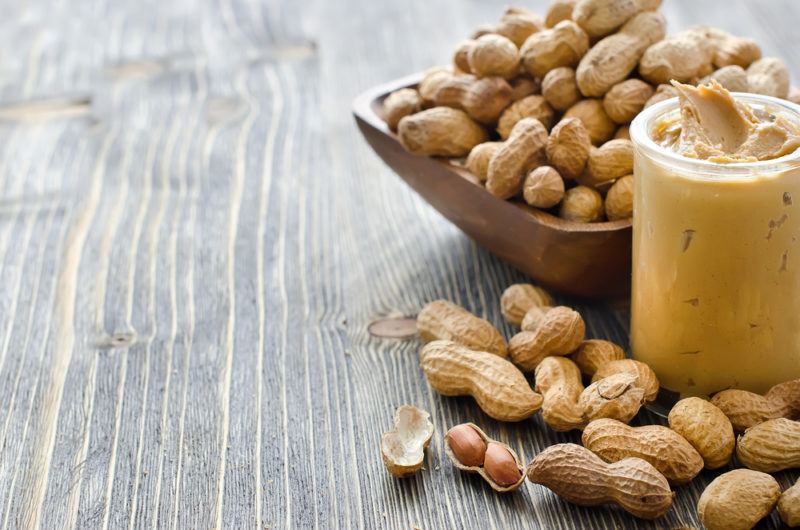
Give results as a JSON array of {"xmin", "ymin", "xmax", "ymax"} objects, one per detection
[{"xmin": 652, "ymin": 80, "xmax": 800, "ymax": 163}]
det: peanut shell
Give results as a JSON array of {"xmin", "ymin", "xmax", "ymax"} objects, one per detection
[{"xmin": 417, "ymin": 300, "xmax": 506, "ymax": 357}]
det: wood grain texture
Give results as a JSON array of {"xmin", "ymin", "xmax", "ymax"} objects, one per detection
[{"xmin": 0, "ymin": 0, "xmax": 797, "ymax": 528}]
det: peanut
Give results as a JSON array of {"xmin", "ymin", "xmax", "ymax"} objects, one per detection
[
  {"xmin": 592, "ymin": 358, "xmax": 659, "ymax": 402},
  {"xmin": 381, "ymin": 405, "xmax": 434, "ymax": 477},
  {"xmin": 604, "ymin": 174, "xmax": 633, "ymax": 221},
  {"xmin": 535, "ymin": 356, "xmax": 585, "ymax": 431},
  {"xmin": 564, "ymin": 99, "xmax": 616, "ymax": 145},
  {"xmin": 434, "ymin": 74, "xmax": 513, "ymax": 124},
  {"xmin": 398, "ymin": 107, "xmax": 488, "ymax": 157},
  {"xmin": 508, "ymin": 306, "xmax": 585, "ymax": 371},
  {"xmin": 468, "ymin": 34, "xmax": 520, "ymax": 80},
  {"xmin": 417, "ymin": 67, "xmax": 455, "ymax": 104},
  {"xmin": 486, "ymin": 118, "xmax": 549, "ymax": 199},
  {"xmin": 573, "ymin": 0, "xmax": 638, "ymax": 39},
  {"xmin": 526, "ymin": 443, "xmax": 674, "ymax": 519},
  {"xmin": 559, "ymin": 185, "xmax": 604, "ymax": 222},
  {"xmin": 571, "ymin": 339, "xmax": 625, "ymax": 377},
  {"xmin": 789, "ymin": 86, "xmax": 800, "ymax": 105},
  {"xmin": 546, "ymin": 118, "xmax": 592, "ymax": 179},
  {"xmin": 520, "ymin": 306, "xmax": 552, "ymax": 332},
  {"xmin": 417, "ymin": 300, "xmax": 507, "ymax": 357},
  {"xmin": 576, "ymin": 11, "xmax": 666, "ymax": 97},
  {"xmin": 603, "ymin": 79, "xmax": 654, "ymax": 124},
  {"xmin": 582, "ymin": 418, "xmax": 703, "ymax": 484},
  {"xmin": 509, "ymin": 76, "xmax": 541, "ymax": 101},
  {"xmin": 444, "ymin": 422, "xmax": 525, "ymax": 492},
  {"xmin": 523, "ymin": 166, "xmax": 565, "ymax": 208},
  {"xmin": 493, "ymin": 7, "xmax": 545, "ymax": 48},
  {"xmin": 542, "ymin": 67, "xmax": 581, "ymax": 112},
  {"xmin": 485, "ymin": 442, "xmax": 523, "ymax": 487},
  {"xmin": 579, "ymin": 372, "xmax": 645, "ymax": 424},
  {"xmin": 710, "ymin": 379, "xmax": 800, "ymax": 432},
  {"xmin": 500, "ymin": 283, "xmax": 554, "ymax": 327},
  {"xmin": 700, "ymin": 65, "xmax": 749, "ymax": 93},
  {"xmin": 420, "ymin": 340, "xmax": 543, "ymax": 421},
  {"xmin": 639, "ymin": 28, "xmax": 717, "ymax": 84},
  {"xmin": 697, "ymin": 469, "xmax": 781, "ymax": 530},
  {"xmin": 747, "ymin": 57, "xmax": 791, "ymax": 99},
  {"xmin": 644, "ymin": 83, "xmax": 678, "ymax": 108},
  {"xmin": 667, "ymin": 397, "xmax": 735, "ymax": 469},
  {"xmin": 497, "ymin": 95, "xmax": 555, "ymax": 139},
  {"xmin": 453, "ymin": 40, "xmax": 475, "ymax": 73},
  {"xmin": 736, "ymin": 418, "xmax": 800, "ymax": 473},
  {"xmin": 382, "ymin": 88, "xmax": 423, "ymax": 131},
  {"xmin": 614, "ymin": 126, "xmax": 630, "ymax": 140},
  {"xmin": 713, "ymin": 35, "xmax": 762, "ymax": 69},
  {"xmin": 584, "ymin": 139, "xmax": 633, "ymax": 187},
  {"xmin": 520, "ymin": 21, "xmax": 590, "ymax": 79},
  {"xmin": 778, "ymin": 478, "xmax": 800, "ymax": 527},
  {"xmin": 446, "ymin": 423, "xmax": 486, "ymax": 466},
  {"xmin": 465, "ymin": 142, "xmax": 503, "ymax": 182},
  {"xmin": 545, "ymin": 0, "xmax": 575, "ymax": 28}
]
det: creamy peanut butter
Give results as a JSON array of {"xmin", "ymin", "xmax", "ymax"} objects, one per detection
[{"xmin": 631, "ymin": 83, "xmax": 800, "ymax": 399}]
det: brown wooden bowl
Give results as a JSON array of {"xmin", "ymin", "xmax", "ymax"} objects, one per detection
[{"xmin": 352, "ymin": 72, "xmax": 632, "ymax": 299}]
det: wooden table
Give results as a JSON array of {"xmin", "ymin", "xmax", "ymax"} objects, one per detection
[{"xmin": 0, "ymin": 0, "xmax": 797, "ymax": 528}]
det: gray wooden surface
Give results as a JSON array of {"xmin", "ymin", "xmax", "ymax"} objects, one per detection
[{"xmin": 0, "ymin": 0, "xmax": 798, "ymax": 528}]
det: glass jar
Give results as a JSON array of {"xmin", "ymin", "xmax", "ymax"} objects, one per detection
[{"xmin": 629, "ymin": 94, "xmax": 800, "ymax": 401}]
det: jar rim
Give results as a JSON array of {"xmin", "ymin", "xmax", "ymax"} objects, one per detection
[{"xmin": 629, "ymin": 92, "xmax": 800, "ymax": 177}]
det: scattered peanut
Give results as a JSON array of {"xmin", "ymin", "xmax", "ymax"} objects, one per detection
[
  {"xmin": 500, "ymin": 283, "xmax": 554, "ymax": 327},
  {"xmin": 545, "ymin": 0, "xmax": 575, "ymax": 28},
  {"xmin": 546, "ymin": 118, "xmax": 592, "ymax": 179},
  {"xmin": 520, "ymin": 21, "xmax": 590, "ymax": 79},
  {"xmin": 445, "ymin": 422, "xmax": 526, "ymax": 492},
  {"xmin": 453, "ymin": 40, "xmax": 475, "ymax": 73},
  {"xmin": 420, "ymin": 340, "xmax": 543, "ymax": 421},
  {"xmin": 778, "ymin": 478, "xmax": 800, "ymax": 527},
  {"xmin": 541, "ymin": 67, "xmax": 581, "ymax": 112},
  {"xmin": 668, "ymin": 397, "xmax": 735, "ymax": 469},
  {"xmin": 576, "ymin": 11, "xmax": 666, "ymax": 97},
  {"xmin": 789, "ymin": 86, "xmax": 800, "ymax": 105},
  {"xmin": 520, "ymin": 306, "xmax": 552, "ymax": 332},
  {"xmin": 508, "ymin": 306, "xmax": 585, "ymax": 371},
  {"xmin": 604, "ymin": 174, "xmax": 633, "ymax": 220},
  {"xmin": 644, "ymin": 83, "xmax": 679, "ymax": 108},
  {"xmin": 613, "ymin": 126, "xmax": 630, "ymax": 140},
  {"xmin": 497, "ymin": 95, "xmax": 555, "ymax": 139},
  {"xmin": 465, "ymin": 142, "xmax": 503, "ymax": 182},
  {"xmin": 535, "ymin": 356, "xmax": 585, "ymax": 431},
  {"xmin": 417, "ymin": 67, "xmax": 455, "ymax": 104},
  {"xmin": 468, "ymin": 34, "xmax": 520, "ymax": 80},
  {"xmin": 434, "ymin": 74, "xmax": 513, "ymax": 124},
  {"xmin": 523, "ymin": 166, "xmax": 565, "ymax": 208},
  {"xmin": 509, "ymin": 76, "xmax": 541, "ymax": 101},
  {"xmin": 603, "ymin": 79, "xmax": 654, "ymax": 124},
  {"xmin": 571, "ymin": 339, "xmax": 625, "ymax": 377},
  {"xmin": 582, "ymin": 418, "xmax": 703, "ymax": 484},
  {"xmin": 493, "ymin": 7, "xmax": 545, "ymax": 48},
  {"xmin": 559, "ymin": 185, "xmax": 604, "ymax": 222},
  {"xmin": 417, "ymin": 300, "xmax": 507, "ymax": 357},
  {"xmin": 564, "ymin": 99, "xmax": 617, "ymax": 145},
  {"xmin": 383, "ymin": 89, "xmax": 424, "ymax": 132},
  {"xmin": 736, "ymin": 417, "xmax": 800, "ymax": 473},
  {"xmin": 527, "ymin": 443, "xmax": 674, "ymax": 519},
  {"xmin": 697, "ymin": 469, "xmax": 781, "ymax": 530},
  {"xmin": 713, "ymin": 33, "xmax": 762, "ymax": 69},
  {"xmin": 592, "ymin": 358, "xmax": 658, "ymax": 402},
  {"xmin": 573, "ymin": 0, "xmax": 638, "ymax": 39},
  {"xmin": 700, "ymin": 65, "xmax": 749, "ymax": 93},
  {"xmin": 381, "ymin": 405, "xmax": 434, "ymax": 477},
  {"xmin": 446, "ymin": 423, "xmax": 486, "ymax": 466},
  {"xmin": 398, "ymin": 107, "xmax": 487, "ymax": 157},
  {"xmin": 584, "ymin": 139, "xmax": 633, "ymax": 186},
  {"xmin": 747, "ymin": 57, "xmax": 791, "ymax": 99},
  {"xmin": 486, "ymin": 118, "xmax": 549, "ymax": 199},
  {"xmin": 639, "ymin": 28, "xmax": 717, "ymax": 84},
  {"xmin": 710, "ymin": 378, "xmax": 800, "ymax": 432},
  {"xmin": 579, "ymin": 372, "xmax": 645, "ymax": 424}
]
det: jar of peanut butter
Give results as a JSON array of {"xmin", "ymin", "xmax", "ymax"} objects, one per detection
[{"xmin": 629, "ymin": 81, "xmax": 800, "ymax": 402}]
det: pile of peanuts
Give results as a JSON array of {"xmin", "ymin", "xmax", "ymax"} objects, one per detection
[
  {"xmin": 381, "ymin": 0, "xmax": 800, "ymax": 223},
  {"xmin": 380, "ymin": 283, "xmax": 800, "ymax": 527}
]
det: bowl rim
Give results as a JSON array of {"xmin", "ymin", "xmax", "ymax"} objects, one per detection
[{"xmin": 352, "ymin": 70, "xmax": 633, "ymax": 235}]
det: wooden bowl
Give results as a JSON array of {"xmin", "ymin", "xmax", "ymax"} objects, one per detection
[{"xmin": 352, "ymin": 73, "xmax": 632, "ymax": 299}]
